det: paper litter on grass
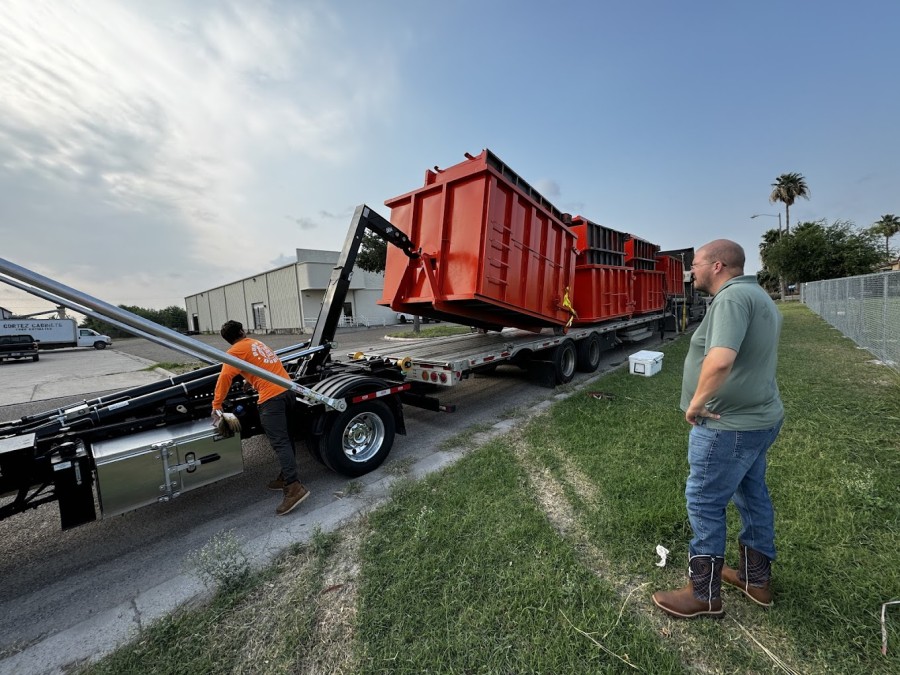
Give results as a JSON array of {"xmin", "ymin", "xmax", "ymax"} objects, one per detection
[{"xmin": 655, "ymin": 544, "xmax": 669, "ymax": 567}]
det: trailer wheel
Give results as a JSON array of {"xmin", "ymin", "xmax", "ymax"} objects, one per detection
[
  {"xmin": 94, "ymin": 341, "xmax": 107, "ymax": 350},
  {"xmin": 553, "ymin": 339, "xmax": 577, "ymax": 384},
  {"xmin": 319, "ymin": 400, "xmax": 395, "ymax": 477},
  {"xmin": 576, "ymin": 334, "xmax": 601, "ymax": 372}
]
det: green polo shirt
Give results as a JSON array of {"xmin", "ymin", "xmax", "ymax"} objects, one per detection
[{"xmin": 680, "ymin": 275, "xmax": 784, "ymax": 430}]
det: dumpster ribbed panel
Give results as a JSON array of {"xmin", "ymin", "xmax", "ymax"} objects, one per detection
[
  {"xmin": 572, "ymin": 265, "xmax": 633, "ymax": 324},
  {"xmin": 570, "ymin": 216, "xmax": 626, "ymax": 267},
  {"xmin": 380, "ymin": 149, "xmax": 576, "ymax": 331},
  {"xmin": 625, "ymin": 235, "xmax": 660, "ymax": 270},
  {"xmin": 632, "ymin": 270, "xmax": 666, "ymax": 313},
  {"xmin": 655, "ymin": 255, "xmax": 686, "ymax": 298}
]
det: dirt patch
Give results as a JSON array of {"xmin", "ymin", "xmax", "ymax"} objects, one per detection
[
  {"xmin": 298, "ymin": 519, "xmax": 367, "ymax": 675},
  {"xmin": 507, "ymin": 424, "xmax": 804, "ymax": 675}
]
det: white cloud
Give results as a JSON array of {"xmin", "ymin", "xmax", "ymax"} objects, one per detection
[{"xmin": 0, "ymin": 0, "xmax": 399, "ymax": 311}]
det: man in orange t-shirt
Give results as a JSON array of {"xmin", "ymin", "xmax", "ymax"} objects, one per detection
[{"xmin": 212, "ymin": 320, "xmax": 309, "ymax": 516}]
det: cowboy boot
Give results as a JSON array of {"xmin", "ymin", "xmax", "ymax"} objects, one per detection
[
  {"xmin": 722, "ymin": 541, "xmax": 773, "ymax": 607},
  {"xmin": 652, "ymin": 555, "xmax": 725, "ymax": 619}
]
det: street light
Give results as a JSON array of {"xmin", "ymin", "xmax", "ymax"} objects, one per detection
[{"xmin": 751, "ymin": 213, "xmax": 782, "ymax": 234}]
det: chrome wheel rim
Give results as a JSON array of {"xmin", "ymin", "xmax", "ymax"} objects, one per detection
[{"xmin": 342, "ymin": 412, "xmax": 385, "ymax": 463}]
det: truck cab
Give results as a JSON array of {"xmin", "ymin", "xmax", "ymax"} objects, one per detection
[{"xmin": 78, "ymin": 328, "xmax": 112, "ymax": 349}]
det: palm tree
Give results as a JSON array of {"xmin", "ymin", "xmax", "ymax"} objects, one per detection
[
  {"xmin": 769, "ymin": 173, "xmax": 810, "ymax": 234},
  {"xmin": 758, "ymin": 228, "xmax": 786, "ymax": 299},
  {"xmin": 870, "ymin": 214, "xmax": 900, "ymax": 260}
]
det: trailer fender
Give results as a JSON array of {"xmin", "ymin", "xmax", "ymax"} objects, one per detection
[
  {"xmin": 307, "ymin": 374, "xmax": 406, "ymax": 476},
  {"xmin": 309, "ymin": 374, "xmax": 406, "ymax": 436}
]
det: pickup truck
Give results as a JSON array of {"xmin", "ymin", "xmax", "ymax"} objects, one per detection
[{"xmin": 0, "ymin": 334, "xmax": 40, "ymax": 362}]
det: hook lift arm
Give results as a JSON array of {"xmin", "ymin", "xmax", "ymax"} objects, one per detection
[{"xmin": 301, "ymin": 204, "xmax": 419, "ymax": 375}]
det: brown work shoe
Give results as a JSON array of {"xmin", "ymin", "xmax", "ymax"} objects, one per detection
[
  {"xmin": 267, "ymin": 472, "xmax": 286, "ymax": 491},
  {"xmin": 275, "ymin": 481, "xmax": 309, "ymax": 516}
]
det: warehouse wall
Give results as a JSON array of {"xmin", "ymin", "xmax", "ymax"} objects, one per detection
[{"xmin": 184, "ymin": 259, "xmax": 399, "ymax": 334}]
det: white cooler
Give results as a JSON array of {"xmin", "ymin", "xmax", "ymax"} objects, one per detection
[{"xmin": 629, "ymin": 350, "xmax": 664, "ymax": 377}]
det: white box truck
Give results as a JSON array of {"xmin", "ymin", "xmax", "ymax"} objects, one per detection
[{"xmin": 0, "ymin": 318, "xmax": 112, "ymax": 350}]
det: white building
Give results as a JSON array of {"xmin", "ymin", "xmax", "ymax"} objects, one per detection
[{"xmin": 184, "ymin": 249, "xmax": 397, "ymax": 334}]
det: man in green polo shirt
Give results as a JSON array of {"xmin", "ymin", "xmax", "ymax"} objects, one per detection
[{"xmin": 652, "ymin": 239, "xmax": 784, "ymax": 619}]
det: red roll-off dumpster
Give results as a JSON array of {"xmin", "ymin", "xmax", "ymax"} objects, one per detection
[
  {"xmin": 571, "ymin": 265, "xmax": 633, "ymax": 324},
  {"xmin": 631, "ymin": 269, "xmax": 666, "ymax": 314},
  {"xmin": 380, "ymin": 150, "xmax": 577, "ymax": 331},
  {"xmin": 625, "ymin": 235, "xmax": 660, "ymax": 270},
  {"xmin": 569, "ymin": 216, "xmax": 626, "ymax": 267},
  {"xmin": 655, "ymin": 255, "xmax": 686, "ymax": 298}
]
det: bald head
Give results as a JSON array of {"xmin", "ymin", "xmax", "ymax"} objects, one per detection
[{"xmin": 697, "ymin": 239, "xmax": 745, "ymax": 274}]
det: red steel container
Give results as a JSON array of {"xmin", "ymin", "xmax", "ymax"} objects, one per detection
[
  {"xmin": 571, "ymin": 265, "xmax": 633, "ymax": 324},
  {"xmin": 632, "ymin": 270, "xmax": 666, "ymax": 314},
  {"xmin": 625, "ymin": 235, "xmax": 660, "ymax": 270},
  {"xmin": 655, "ymin": 255, "xmax": 686, "ymax": 298},
  {"xmin": 569, "ymin": 216, "xmax": 626, "ymax": 267},
  {"xmin": 380, "ymin": 149, "xmax": 577, "ymax": 331}
]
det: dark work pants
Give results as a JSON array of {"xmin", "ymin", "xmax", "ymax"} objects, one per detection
[{"xmin": 258, "ymin": 392, "xmax": 299, "ymax": 485}]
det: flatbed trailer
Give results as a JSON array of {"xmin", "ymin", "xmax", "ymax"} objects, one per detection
[{"xmin": 351, "ymin": 312, "xmax": 667, "ymax": 388}]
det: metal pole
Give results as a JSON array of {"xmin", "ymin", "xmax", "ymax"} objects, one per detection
[
  {"xmin": 0, "ymin": 258, "xmax": 346, "ymax": 411},
  {"xmin": 0, "ymin": 274, "xmax": 215, "ymax": 364}
]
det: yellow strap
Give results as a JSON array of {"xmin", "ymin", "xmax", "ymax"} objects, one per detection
[{"xmin": 561, "ymin": 286, "xmax": 578, "ymax": 329}]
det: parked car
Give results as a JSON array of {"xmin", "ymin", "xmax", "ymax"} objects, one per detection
[
  {"xmin": 0, "ymin": 334, "xmax": 40, "ymax": 362},
  {"xmin": 396, "ymin": 312, "xmax": 440, "ymax": 324}
]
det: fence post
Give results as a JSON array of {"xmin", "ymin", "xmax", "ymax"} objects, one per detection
[{"xmin": 884, "ymin": 274, "xmax": 889, "ymax": 363}]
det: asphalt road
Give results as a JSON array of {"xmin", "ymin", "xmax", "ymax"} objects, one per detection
[{"xmin": 0, "ymin": 325, "xmax": 677, "ymax": 674}]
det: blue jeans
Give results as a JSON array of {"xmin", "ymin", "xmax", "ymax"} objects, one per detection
[
  {"xmin": 685, "ymin": 419, "xmax": 784, "ymax": 560},
  {"xmin": 258, "ymin": 392, "xmax": 300, "ymax": 484}
]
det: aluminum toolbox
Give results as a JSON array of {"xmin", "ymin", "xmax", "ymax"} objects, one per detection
[
  {"xmin": 380, "ymin": 149, "xmax": 577, "ymax": 332},
  {"xmin": 91, "ymin": 419, "xmax": 243, "ymax": 518}
]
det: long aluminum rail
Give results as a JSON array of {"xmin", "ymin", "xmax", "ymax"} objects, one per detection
[
  {"xmin": 0, "ymin": 274, "xmax": 215, "ymax": 364},
  {"xmin": 0, "ymin": 261, "xmax": 346, "ymax": 412}
]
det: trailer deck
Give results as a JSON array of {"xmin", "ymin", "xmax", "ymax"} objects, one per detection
[{"xmin": 350, "ymin": 312, "xmax": 666, "ymax": 386}]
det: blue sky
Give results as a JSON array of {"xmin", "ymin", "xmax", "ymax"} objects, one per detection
[{"xmin": 1, "ymin": 0, "xmax": 897, "ymax": 315}]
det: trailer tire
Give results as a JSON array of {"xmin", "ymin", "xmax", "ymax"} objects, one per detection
[
  {"xmin": 94, "ymin": 341, "xmax": 107, "ymax": 350},
  {"xmin": 553, "ymin": 339, "xmax": 577, "ymax": 384},
  {"xmin": 319, "ymin": 400, "xmax": 395, "ymax": 477},
  {"xmin": 576, "ymin": 334, "xmax": 601, "ymax": 372}
]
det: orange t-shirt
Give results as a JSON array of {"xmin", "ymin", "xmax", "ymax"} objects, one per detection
[{"xmin": 212, "ymin": 338, "xmax": 291, "ymax": 410}]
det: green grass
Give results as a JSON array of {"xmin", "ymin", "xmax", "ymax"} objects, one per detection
[
  {"xmin": 358, "ymin": 445, "xmax": 683, "ymax": 673},
  {"xmin": 83, "ymin": 304, "xmax": 900, "ymax": 674},
  {"xmin": 387, "ymin": 325, "xmax": 472, "ymax": 338},
  {"xmin": 143, "ymin": 361, "xmax": 203, "ymax": 374}
]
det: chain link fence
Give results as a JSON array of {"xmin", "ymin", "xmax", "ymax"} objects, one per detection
[{"xmin": 800, "ymin": 271, "xmax": 900, "ymax": 372}]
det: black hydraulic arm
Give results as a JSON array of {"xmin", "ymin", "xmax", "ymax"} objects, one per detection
[{"xmin": 302, "ymin": 205, "xmax": 418, "ymax": 374}]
